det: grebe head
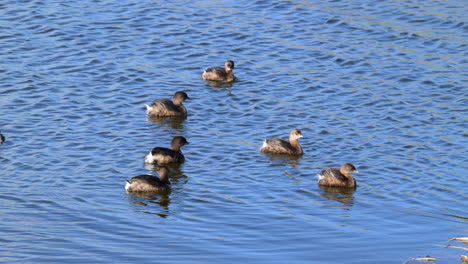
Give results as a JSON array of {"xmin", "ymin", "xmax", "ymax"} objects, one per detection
[
  {"xmin": 340, "ymin": 163, "xmax": 358, "ymax": 176},
  {"xmin": 171, "ymin": 136, "xmax": 189, "ymax": 149},
  {"xmin": 224, "ymin": 60, "xmax": 235, "ymax": 71},
  {"xmin": 173, "ymin": 91, "xmax": 189, "ymax": 105},
  {"xmin": 290, "ymin": 129, "xmax": 303, "ymax": 140}
]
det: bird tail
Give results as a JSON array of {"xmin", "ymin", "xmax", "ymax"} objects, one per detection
[
  {"xmin": 317, "ymin": 173, "xmax": 324, "ymax": 180},
  {"xmin": 144, "ymin": 150, "xmax": 154, "ymax": 163},
  {"xmin": 260, "ymin": 138, "xmax": 267, "ymax": 150},
  {"xmin": 145, "ymin": 104, "xmax": 152, "ymax": 114}
]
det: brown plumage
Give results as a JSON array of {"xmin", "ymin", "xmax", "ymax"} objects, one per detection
[
  {"xmin": 125, "ymin": 166, "xmax": 171, "ymax": 192},
  {"xmin": 260, "ymin": 129, "xmax": 303, "ymax": 155},
  {"xmin": 144, "ymin": 136, "xmax": 189, "ymax": 165},
  {"xmin": 201, "ymin": 60, "xmax": 235, "ymax": 82},
  {"xmin": 318, "ymin": 163, "xmax": 358, "ymax": 188},
  {"xmin": 146, "ymin": 91, "xmax": 189, "ymax": 117}
]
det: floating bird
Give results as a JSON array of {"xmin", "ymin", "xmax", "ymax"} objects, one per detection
[
  {"xmin": 144, "ymin": 136, "xmax": 189, "ymax": 165},
  {"xmin": 125, "ymin": 166, "xmax": 171, "ymax": 193},
  {"xmin": 260, "ymin": 128, "xmax": 303, "ymax": 155},
  {"xmin": 146, "ymin": 91, "xmax": 189, "ymax": 117},
  {"xmin": 318, "ymin": 163, "xmax": 358, "ymax": 188},
  {"xmin": 202, "ymin": 60, "xmax": 235, "ymax": 82}
]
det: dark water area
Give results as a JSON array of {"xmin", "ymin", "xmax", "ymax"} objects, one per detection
[{"xmin": 0, "ymin": 0, "xmax": 467, "ymax": 263}]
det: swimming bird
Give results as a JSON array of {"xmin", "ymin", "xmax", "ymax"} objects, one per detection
[
  {"xmin": 125, "ymin": 166, "xmax": 171, "ymax": 192},
  {"xmin": 146, "ymin": 91, "xmax": 189, "ymax": 117},
  {"xmin": 318, "ymin": 163, "xmax": 358, "ymax": 188},
  {"xmin": 202, "ymin": 60, "xmax": 235, "ymax": 82},
  {"xmin": 260, "ymin": 128, "xmax": 303, "ymax": 155},
  {"xmin": 144, "ymin": 136, "xmax": 189, "ymax": 165},
  {"xmin": 0, "ymin": 132, "xmax": 4, "ymax": 144}
]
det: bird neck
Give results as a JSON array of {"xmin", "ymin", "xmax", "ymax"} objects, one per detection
[
  {"xmin": 173, "ymin": 98, "xmax": 183, "ymax": 106},
  {"xmin": 159, "ymin": 172, "xmax": 169, "ymax": 183},
  {"xmin": 171, "ymin": 143, "xmax": 182, "ymax": 153},
  {"xmin": 289, "ymin": 138, "xmax": 302, "ymax": 154},
  {"xmin": 340, "ymin": 168, "xmax": 353, "ymax": 179}
]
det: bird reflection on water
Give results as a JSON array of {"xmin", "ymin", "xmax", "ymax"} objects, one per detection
[
  {"xmin": 318, "ymin": 185, "xmax": 356, "ymax": 207},
  {"xmin": 261, "ymin": 153, "xmax": 302, "ymax": 168},
  {"xmin": 204, "ymin": 80, "xmax": 234, "ymax": 89},
  {"xmin": 147, "ymin": 116, "xmax": 186, "ymax": 130},
  {"xmin": 127, "ymin": 192, "xmax": 171, "ymax": 218}
]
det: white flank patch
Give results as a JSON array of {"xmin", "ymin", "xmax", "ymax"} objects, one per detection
[
  {"xmin": 260, "ymin": 139, "xmax": 267, "ymax": 150},
  {"xmin": 144, "ymin": 151, "xmax": 154, "ymax": 163},
  {"xmin": 145, "ymin": 104, "xmax": 152, "ymax": 115},
  {"xmin": 124, "ymin": 180, "xmax": 131, "ymax": 191}
]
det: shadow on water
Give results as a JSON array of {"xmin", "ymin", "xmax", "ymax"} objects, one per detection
[
  {"xmin": 318, "ymin": 185, "xmax": 356, "ymax": 207},
  {"xmin": 147, "ymin": 116, "xmax": 187, "ymax": 130}
]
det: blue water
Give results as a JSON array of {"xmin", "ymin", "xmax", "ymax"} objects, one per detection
[{"xmin": 0, "ymin": 0, "xmax": 467, "ymax": 263}]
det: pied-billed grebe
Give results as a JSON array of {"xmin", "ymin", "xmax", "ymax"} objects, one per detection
[
  {"xmin": 260, "ymin": 128, "xmax": 303, "ymax": 155},
  {"xmin": 146, "ymin": 91, "xmax": 189, "ymax": 117},
  {"xmin": 318, "ymin": 163, "xmax": 358, "ymax": 188},
  {"xmin": 202, "ymin": 60, "xmax": 235, "ymax": 82},
  {"xmin": 144, "ymin": 136, "xmax": 189, "ymax": 165},
  {"xmin": 125, "ymin": 166, "xmax": 171, "ymax": 192}
]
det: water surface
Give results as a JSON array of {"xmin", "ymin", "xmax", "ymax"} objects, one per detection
[{"xmin": 0, "ymin": 0, "xmax": 467, "ymax": 263}]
